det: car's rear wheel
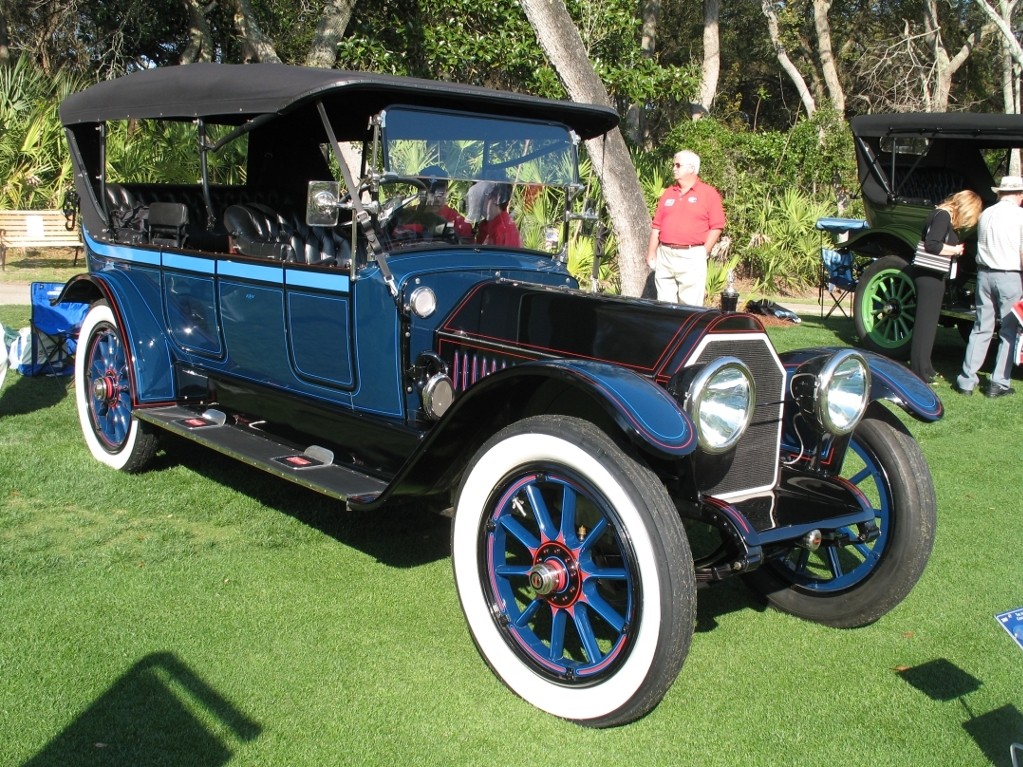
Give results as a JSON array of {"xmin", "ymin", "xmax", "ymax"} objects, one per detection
[
  {"xmin": 452, "ymin": 415, "xmax": 695, "ymax": 727},
  {"xmin": 745, "ymin": 405, "xmax": 935, "ymax": 627},
  {"xmin": 853, "ymin": 254, "xmax": 915, "ymax": 359},
  {"xmin": 75, "ymin": 301, "xmax": 158, "ymax": 472}
]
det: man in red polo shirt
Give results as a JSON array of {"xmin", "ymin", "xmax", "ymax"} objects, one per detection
[
  {"xmin": 474, "ymin": 183, "xmax": 521, "ymax": 248},
  {"xmin": 645, "ymin": 150, "xmax": 726, "ymax": 306}
]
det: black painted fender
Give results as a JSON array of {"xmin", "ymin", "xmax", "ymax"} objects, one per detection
[
  {"xmin": 780, "ymin": 346, "xmax": 943, "ymax": 422},
  {"xmin": 354, "ymin": 358, "xmax": 697, "ymax": 510}
]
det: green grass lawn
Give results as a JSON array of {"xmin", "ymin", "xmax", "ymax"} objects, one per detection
[
  {"xmin": 2, "ymin": 305, "xmax": 1022, "ymax": 766},
  {"xmin": 0, "ymin": 248, "xmax": 82, "ymax": 286}
]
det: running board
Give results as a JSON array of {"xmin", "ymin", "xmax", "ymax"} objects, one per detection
[{"xmin": 134, "ymin": 405, "xmax": 387, "ymax": 505}]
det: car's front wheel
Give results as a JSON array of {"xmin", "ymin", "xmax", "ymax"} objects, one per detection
[
  {"xmin": 452, "ymin": 415, "xmax": 695, "ymax": 727},
  {"xmin": 75, "ymin": 301, "xmax": 158, "ymax": 472},
  {"xmin": 745, "ymin": 404, "xmax": 935, "ymax": 627}
]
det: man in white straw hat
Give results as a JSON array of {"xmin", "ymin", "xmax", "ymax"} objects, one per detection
[{"xmin": 954, "ymin": 175, "xmax": 1023, "ymax": 397}]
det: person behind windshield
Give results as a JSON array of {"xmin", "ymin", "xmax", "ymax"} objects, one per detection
[
  {"xmin": 472, "ymin": 182, "xmax": 521, "ymax": 247},
  {"xmin": 420, "ymin": 165, "xmax": 473, "ymax": 241}
]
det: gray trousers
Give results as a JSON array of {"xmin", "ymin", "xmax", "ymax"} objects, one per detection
[{"xmin": 956, "ymin": 269, "xmax": 1022, "ymax": 390}]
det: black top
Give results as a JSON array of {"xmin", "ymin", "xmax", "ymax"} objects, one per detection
[
  {"xmin": 59, "ymin": 63, "xmax": 619, "ymax": 140},
  {"xmin": 922, "ymin": 208, "xmax": 956, "ymax": 254},
  {"xmin": 852, "ymin": 112, "xmax": 1023, "ymax": 148}
]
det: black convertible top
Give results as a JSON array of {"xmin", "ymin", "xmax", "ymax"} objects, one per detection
[
  {"xmin": 59, "ymin": 62, "xmax": 619, "ymax": 140},
  {"xmin": 851, "ymin": 112, "xmax": 1023, "ymax": 146}
]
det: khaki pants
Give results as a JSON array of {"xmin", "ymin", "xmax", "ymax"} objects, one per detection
[{"xmin": 654, "ymin": 244, "xmax": 707, "ymax": 307}]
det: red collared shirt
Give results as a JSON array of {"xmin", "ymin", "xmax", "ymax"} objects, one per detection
[
  {"xmin": 652, "ymin": 178, "xmax": 726, "ymax": 246},
  {"xmin": 477, "ymin": 210, "xmax": 521, "ymax": 247},
  {"xmin": 439, "ymin": 205, "xmax": 473, "ymax": 240}
]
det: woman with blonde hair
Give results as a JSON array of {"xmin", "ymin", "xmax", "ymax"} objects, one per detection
[{"xmin": 910, "ymin": 189, "xmax": 984, "ymax": 382}]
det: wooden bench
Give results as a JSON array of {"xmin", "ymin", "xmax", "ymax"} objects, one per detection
[{"xmin": 0, "ymin": 210, "xmax": 83, "ymax": 271}]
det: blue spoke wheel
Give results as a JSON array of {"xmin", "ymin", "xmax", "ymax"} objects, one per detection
[
  {"xmin": 746, "ymin": 405, "xmax": 936, "ymax": 627},
  {"xmin": 453, "ymin": 415, "xmax": 695, "ymax": 727},
  {"xmin": 75, "ymin": 302, "xmax": 158, "ymax": 472}
]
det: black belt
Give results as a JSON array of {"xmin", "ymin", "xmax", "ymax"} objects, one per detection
[{"xmin": 978, "ymin": 266, "xmax": 1022, "ymax": 273}]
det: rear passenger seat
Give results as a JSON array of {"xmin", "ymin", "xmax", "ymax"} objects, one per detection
[{"xmin": 101, "ymin": 183, "xmax": 355, "ymax": 265}]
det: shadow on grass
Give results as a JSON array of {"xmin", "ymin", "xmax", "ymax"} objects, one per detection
[
  {"xmin": 898, "ymin": 658, "xmax": 1023, "ymax": 767},
  {"xmin": 789, "ymin": 313, "xmax": 862, "ymax": 348},
  {"xmin": 21, "ymin": 652, "xmax": 260, "ymax": 767},
  {"xmin": 0, "ymin": 371, "xmax": 70, "ymax": 417},
  {"xmin": 3, "ymin": 250, "xmax": 82, "ymax": 274},
  {"xmin": 159, "ymin": 434, "xmax": 452, "ymax": 569},
  {"xmin": 694, "ymin": 578, "xmax": 766, "ymax": 633}
]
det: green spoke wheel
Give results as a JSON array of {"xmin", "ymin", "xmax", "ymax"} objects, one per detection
[{"xmin": 853, "ymin": 255, "xmax": 915, "ymax": 359}]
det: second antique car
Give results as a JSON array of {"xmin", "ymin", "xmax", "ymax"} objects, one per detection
[
  {"xmin": 57, "ymin": 63, "xmax": 942, "ymax": 727},
  {"xmin": 843, "ymin": 112, "xmax": 1023, "ymax": 357}
]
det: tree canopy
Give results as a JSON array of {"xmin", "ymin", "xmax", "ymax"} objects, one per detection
[
  {"xmin": 1, "ymin": 0, "xmax": 1015, "ymax": 132},
  {"xmin": 2, "ymin": 0, "xmax": 1019, "ymax": 295}
]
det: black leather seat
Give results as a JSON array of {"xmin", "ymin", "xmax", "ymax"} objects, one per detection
[
  {"xmin": 225, "ymin": 204, "xmax": 351, "ymax": 266},
  {"xmin": 224, "ymin": 204, "xmax": 295, "ymax": 261},
  {"xmin": 275, "ymin": 209, "xmax": 350, "ymax": 266},
  {"xmin": 148, "ymin": 202, "xmax": 189, "ymax": 247},
  {"xmin": 105, "ymin": 183, "xmax": 148, "ymax": 243}
]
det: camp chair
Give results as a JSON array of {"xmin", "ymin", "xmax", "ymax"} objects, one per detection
[
  {"xmin": 820, "ymin": 248, "xmax": 857, "ymax": 318},
  {"xmin": 25, "ymin": 282, "xmax": 89, "ymax": 376},
  {"xmin": 815, "ymin": 217, "xmax": 868, "ymax": 319}
]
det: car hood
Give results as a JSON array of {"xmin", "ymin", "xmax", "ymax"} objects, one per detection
[{"xmin": 437, "ymin": 280, "xmax": 766, "ymax": 383}]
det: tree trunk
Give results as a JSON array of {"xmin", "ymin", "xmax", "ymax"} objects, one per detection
[
  {"xmin": 233, "ymin": 0, "xmax": 281, "ymax": 63},
  {"xmin": 813, "ymin": 0, "xmax": 844, "ymax": 113},
  {"xmin": 0, "ymin": 9, "xmax": 9, "ymax": 64},
  {"xmin": 625, "ymin": 0, "xmax": 660, "ymax": 143},
  {"xmin": 976, "ymin": 0, "xmax": 1023, "ymax": 68},
  {"xmin": 180, "ymin": 0, "xmax": 215, "ymax": 63},
  {"xmin": 518, "ymin": 0, "xmax": 652, "ymax": 297},
  {"xmin": 694, "ymin": 0, "xmax": 720, "ymax": 118},
  {"xmin": 761, "ymin": 0, "xmax": 816, "ymax": 117},
  {"xmin": 925, "ymin": 0, "xmax": 977, "ymax": 111},
  {"xmin": 305, "ymin": 0, "xmax": 357, "ymax": 69},
  {"xmin": 976, "ymin": 0, "xmax": 1023, "ymax": 87},
  {"xmin": 978, "ymin": 0, "xmax": 1022, "ymax": 173}
]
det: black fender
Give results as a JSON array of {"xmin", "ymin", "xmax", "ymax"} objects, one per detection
[
  {"xmin": 351, "ymin": 359, "xmax": 697, "ymax": 510},
  {"xmin": 843, "ymin": 228, "xmax": 914, "ymax": 260},
  {"xmin": 780, "ymin": 346, "xmax": 942, "ymax": 422}
]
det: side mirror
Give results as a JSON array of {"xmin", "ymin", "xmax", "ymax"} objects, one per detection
[{"xmin": 306, "ymin": 181, "xmax": 340, "ymax": 226}]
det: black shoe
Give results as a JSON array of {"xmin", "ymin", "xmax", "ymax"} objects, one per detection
[
  {"xmin": 985, "ymin": 383, "xmax": 1015, "ymax": 398},
  {"xmin": 953, "ymin": 383, "xmax": 974, "ymax": 396}
]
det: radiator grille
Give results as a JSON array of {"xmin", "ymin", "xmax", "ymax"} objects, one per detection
[
  {"xmin": 685, "ymin": 335, "xmax": 785, "ymax": 499},
  {"xmin": 450, "ymin": 348, "xmax": 515, "ymax": 392}
]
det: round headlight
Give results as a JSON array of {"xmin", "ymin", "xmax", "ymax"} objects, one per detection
[
  {"xmin": 685, "ymin": 357, "xmax": 755, "ymax": 454},
  {"xmin": 422, "ymin": 373, "xmax": 454, "ymax": 420},
  {"xmin": 816, "ymin": 350, "xmax": 870, "ymax": 435},
  {"xmin": 409, "ymin": 286, "xmax": 437, "ymax": 318}
]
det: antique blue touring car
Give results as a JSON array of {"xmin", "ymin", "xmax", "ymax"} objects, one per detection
[{"xmin": 57, "ymin": 63, "xmax": 941, "ymax": 726}]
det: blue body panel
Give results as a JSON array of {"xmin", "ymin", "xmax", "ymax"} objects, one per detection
[{"xmin": 81, "ymin": 231, "xmax": 581, "ymax": 425}]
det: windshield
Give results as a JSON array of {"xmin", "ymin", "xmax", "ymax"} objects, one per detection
[{"xmin": 381, "ymin": 106, "xmax": 579, "ymax": 187}]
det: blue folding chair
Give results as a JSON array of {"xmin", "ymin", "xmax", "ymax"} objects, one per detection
[
  {"xmin": 815, "ymin": 217, "xmax": 868, "ymax": 319},
  {"xmin": 820, "ymin": 248, "xmax": 857, "ymax": 318},
  {"xmin": 23, "ymin": 282, "xmax": 89, "ymax": 376}
]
